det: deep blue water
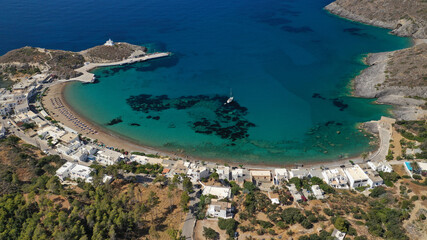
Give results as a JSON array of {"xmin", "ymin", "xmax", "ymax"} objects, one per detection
[{"xmin": 1, "ymin": 0, "xmax": 411, "ymax": 164}]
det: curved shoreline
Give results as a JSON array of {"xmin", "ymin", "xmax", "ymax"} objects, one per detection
[
  {"xmin": 41, "ymin": 80, "xmax": 383, "ymax": 169},
  {"xmin": 39, "ymin": 2, "xmax": 419, "ymax": 168}
]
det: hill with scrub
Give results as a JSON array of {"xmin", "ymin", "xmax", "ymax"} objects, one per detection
[
  {"xmin": 0, "ymin": 136, "xmax": 187, "ymax": 240},
  {"xmin": 0, "ymin": 42, "xmax": 148, "ymax": 82},
  {"xmin": 325, "ymin": 0, "xmax": 427, "ymax": 39}
]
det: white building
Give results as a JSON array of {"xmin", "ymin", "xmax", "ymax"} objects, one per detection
[
  {"xmin": 56, "ymin": 162, "xmax": 93, "ymax": 183},
  {"xmin": 331, "ymin": 229, "xmax": 346, "ymax": 240},
  {"xmin": 289, "ymin": 168, "xmax": 310, "ymax": 179},
  {"xmin": 59, "ymin": 132, "xmax": 80, "ymax": 145},
  {"xmin": 322, "ymin": 168, "xmax": 349, "ymax": 189},
  {"xmin": 14, "ymin": 113, "xmax": 30, "ymax": 123},
  {"xmin": 187, "ymin": 166, "xmax": 210, "ymax": 182},
  {"xmin": 56, "ymin": 144, "xmax": 73, "ymax": 156},
  {"xmin": 14, "ymin": 101, "xmax": 29, "ymax": 114},
  {"xmin": 37, "ymin": 126, "xmax": 66, "ymax": 140},
  {"xmin": 358, "ymin": 163, "xmax": 383, "ymax": 188},
  {"xmin": 311, "ymin": 185, "xmax": 325, "ymax": 200},
  {"xmin": 84, "ymin": 145, "xmax": 98, "ymax": 155},
  {"xmin": 368, "ymin": 161, "xmax": 393, "ymax": 173},
  {"xmin": 129, "ymin": 154, "xmax": 148, "ymax": 165},
  {"xmin": 104, "ymin": 39, "xmax": 114, "ymax": 46},
  {"xmin": 231, "ymin": 168, "xmax": 244, "ymax": 180},
  {"xmin": 96, "ymin": 149, "xmax": 122, "ymax": 165},
  {"xmin": 216, "ymin": 166, "xmax": 231, "ymax": 180},
  {"xmin": 418, "ymin": 162, "xmax": 427, "ymax": 172},
  {"xmin": 0, "ymin": 124, "xmax": 5, "ymax": 138},
  {"xmin": 202, "ymin": 186, "xmax": 231, "ymax": 199},
  {"xmin": 33, "ymin": 117, "xmax": 49, "ymax": 128},
  {"xmin": 344, "ymin": 165, "xmax": 370, "ymax": 189},
  {"xmin": 274, "ymin": 168, "xmax": 288, "ymax": 185},
  {"xmin": 71, "ymin": 149, "xmax": 88, "ymax": 162},
  {"xmin": 206, "ymin": 200, "xmax": 233, "ymax": 219},
  {"xmin": 288, "ymin": 183, "xmax": 303, "ymax": 202}
]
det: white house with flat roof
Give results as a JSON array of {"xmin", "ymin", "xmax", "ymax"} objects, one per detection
[
  {"xmin": 289, "ymin": 168, "xmax": 310, "ymax": 179},
  {"xmin": 418, "ymin": 162, "xmax": 427, "ymax": 171},
  {"xmin": 187, "ymin": 166, "xmax": 210, "ymax": 182},
  {"xmin": 231, "ymin": 168, "xmax": 243, "ymax": 180},
  {"xmin": 231, "ymin": 168, "xmax": 249, "ymax": 186},
  {"xmin": 322, "ymin": 168, "xmax": 349, "ymax": 189},
  {"xmin": 37, "ymin": 126, "xmax": 66, "ymax": 140},
  {"xmin": 96, "ymin": 149, "xmax": 122, "ymax": 165},
  {"xmin": 14, "ymin": 101, "xmax": 29, "ymax": 114},
  {"xmin": 202, "ymin": 186, "xmax": 231, "ymax": 199},
  {"xmin": 344, "ymin": 165, "xmax": 370, "ymax": 189},
  {"xmin": 359, "ymin": 163, "xmax": 383, "ymax": 188},
  {"xmin": 274, "ymin": 168, "xmax": 288, "ymax": 185},
  {"xmin": 56, "ymin": 144, "xmax": 73, "ymax": 156},
  {"xmin": 288, "ymin": 183, "xmax": 303, "ymax": 202},
  {"xmin": 216, "ymin": 166, "xmax": 230, "ymax": 180},
  {"xmin": 56, "ymin": 162, "xmax": 93, "ymax": 183},
  {"xmin": 59, "ymin": 132, "xmax": 79, "ymax": 145},
  {"xmin": 206, "ymin": 200, "xmax": 233, "ymax": 219},
  {"xmin": 71, "ymin": 149, "xmax": 88, "ymax": 162},
  {"xmin": 311, "ymin": 185, "xmax": 325, "ymax": 199},
  {"xmin": 84, "ymin": 145, "xmax": 98, "ymax": 155},
  {"xmin": 367, "ymin": 161, "xmax": 393, "ymax": 173}
]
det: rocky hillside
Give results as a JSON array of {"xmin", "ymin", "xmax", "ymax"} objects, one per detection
[
  {"xmin": 0, "ymin": 47, "xmax": 85, "ymax": 79},
  {"xmin": 80, "ymin": 42, "xmax": 147, "ymax": 63},
  {"xmin": 0, "ymin": 42, "xmax": 148, "ymax": 81},
  {"xmin": 353, "ymin": 43, "xmax": 427, "ymax": 120},
  {"xmin": 325, "ymin": 0, "xmax": 427, "ymax": 39}
]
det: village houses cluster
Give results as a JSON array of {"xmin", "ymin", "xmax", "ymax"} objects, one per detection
[{"xmin": 1, "ymin": 69, "xmax": 426, "ymax": 223}]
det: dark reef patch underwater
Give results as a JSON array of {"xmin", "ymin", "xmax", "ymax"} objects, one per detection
[{"xmin": 126, "ymin": 94, "xmax": 255, "ymax": 142}]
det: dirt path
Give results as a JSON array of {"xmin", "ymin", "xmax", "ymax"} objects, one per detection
[{"xmin": 391, "ymin": 127, "xmax": 403, "ymax": 158}]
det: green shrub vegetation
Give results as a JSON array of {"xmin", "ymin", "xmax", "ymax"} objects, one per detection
[{"xmin": 218, "ymin": 218, "xmax": 238, "ymax": 237}]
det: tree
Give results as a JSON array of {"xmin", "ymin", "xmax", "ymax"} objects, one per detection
[
  {"xmin": 153, "ymin": 175, "xmax": 168, "ymax": 186},
  {"xmin": 243, "ymin": 181, "xmax": 256, "ymax": 192},
  {"xmin": 369, "ymin": 186, "xmax": 386, "ymax": 198},
  {"xmin": 334, "ymin": 216, "xmax": 349, "ymax": 232},
  {"xmin": 182, "ymin": 177, "xmax": 193, "ymax": 193},
  {"xmin": 361, "ymin": 152, "xmax": 369, "ymax": 161},
  {"xmin": 167, "ymin": 189, "xmax": 174, "ymax": 211},
  {"xmin": 147, "ymin": 191, "xmax": 160, "ymax": 222},
  {"xmin": 167, "ymin": 228, "xmax": 183, "ymax": 240},
  {"xmin": 46, "ymin": 176, "xmax": 61, "ymax": 194},
  {"xmin": 230, "ymin": 181, "xmax": 241, "ymax": 195},
  {"xmin": 172, "ymin": 174, "xmax": 181, "ymax": 185},
  {"xmin": 210, "ymin": 172, "xmax": 219, "ymax": 181},
  {"xmin": 218, "ymin": 218, "xmax": 238, "ymax": 237},
  {"xmin": 203, "ymin": 227, "xmax": 219, "ymax": 240},
  {"xmin": 180, "ymin": 191, "xmax": 190, "ymax": 212}
]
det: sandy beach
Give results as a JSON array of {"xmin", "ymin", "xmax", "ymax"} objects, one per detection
[
  {"xmin": 41, "ymin": 82, "xmax": 380, "ymax": 169},
  {"xmin": 43, "ymin": 83, "xmax": 175, "ymax": 156}
]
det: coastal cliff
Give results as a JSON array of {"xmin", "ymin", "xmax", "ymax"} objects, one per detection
[
  {"xmin": 325, "ymin": 0, "xmax": 427, "ymax": 39},
  {"xmin": 326, "ymin": 0, "xmax": 427, "ymax": 121}
]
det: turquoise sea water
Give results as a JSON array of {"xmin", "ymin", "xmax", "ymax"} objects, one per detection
[{"xmin": 1, "ymin": 0, "xmax": 411, "ymax": 164}]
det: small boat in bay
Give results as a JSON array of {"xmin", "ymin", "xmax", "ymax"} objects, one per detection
[{"xmin": 224, "ymin": 88, "xmax": 234, "ymax": 105}]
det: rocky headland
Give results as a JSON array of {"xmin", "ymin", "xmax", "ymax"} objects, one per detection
[
  {"xmin": 0, "ymin": 42, "xmax": 147, "ymax": 81},
  {"xmin": 326, "ymin": 0, "xmax": 427, "ymax": 121},
  {"xmin": 325, "ymin": 0, "xmax": 427, "ymax": 38}
]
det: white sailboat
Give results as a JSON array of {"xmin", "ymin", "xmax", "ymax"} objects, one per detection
[{"xmin": 225, "ymin": 88, "xmax": 234, "ymax": 105}]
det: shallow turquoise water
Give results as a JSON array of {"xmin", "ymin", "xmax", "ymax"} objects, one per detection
[{"xmin": 3, "ymin": 0, "xmax": 409, "ymax": 164}]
